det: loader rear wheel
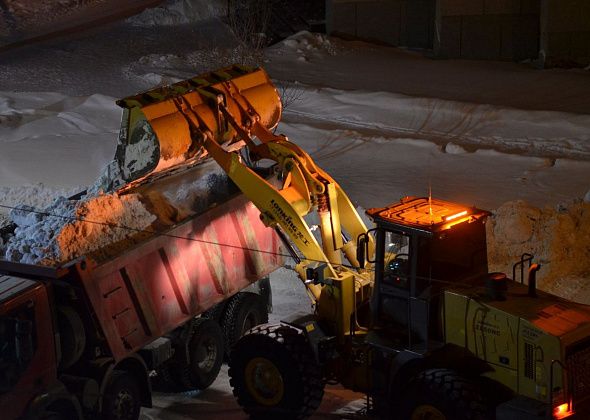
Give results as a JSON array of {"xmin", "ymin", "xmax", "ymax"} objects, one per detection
[
  {"xmin": 171, "ymin": 317, "xmax": 224, "ymax": 391},
  {"xmin": 229, "ymin": 324, "xmax": 324, "ymax": 420},
  {"xmin": 397, "ymin": 369, "xmax": 488, "ymax": 420},
  {"xmin": 222, "ymin": 293, "xmax": 268, "ymax": 353}
]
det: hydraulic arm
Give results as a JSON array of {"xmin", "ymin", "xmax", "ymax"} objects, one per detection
[{"xmin": 119, "ymin": 65, "xmax": 374, "ymax": 336}]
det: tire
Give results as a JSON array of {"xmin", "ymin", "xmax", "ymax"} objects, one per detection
[
  {"xmin": 228, "ymin": 324, "xmax": 324, "ymax": 420},
  {"xmin": 40, "ymin": 411, "xmax": 66, "ymax": 420},
  {"xmin": 202, "ymin": 302, "xmax": 226, "ymax": 323},
  {"xmin": 222, "ymin": 293, "xmax": 268, "ymax": 353},
  {"xmin": 170, "ymin": 317, "xmax": 225, "ymax": 390},
  {"xmin": 397, "ymin": 369, "xmax": 488, "ymax": 420},
  {"xmin": 101, "ymin": 370, "xmax": 141, "ymax": 420}
]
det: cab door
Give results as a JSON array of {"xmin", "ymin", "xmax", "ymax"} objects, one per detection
[{"xmin": 0, "ymin": 281, "xmax": 58, "ymax": 419}]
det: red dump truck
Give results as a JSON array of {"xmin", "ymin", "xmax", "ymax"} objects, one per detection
[{"xmin": 0, "ymin": 188, "xmax": 282, "ymax": 420}]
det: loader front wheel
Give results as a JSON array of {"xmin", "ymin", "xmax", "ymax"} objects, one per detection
[
  {"xmin": 229, "ymin": 324, "xmax": 324, "ymax": 420},
  {"xmin": 397, "ymin": 369, "xmax": 488, "ymax": 420}
]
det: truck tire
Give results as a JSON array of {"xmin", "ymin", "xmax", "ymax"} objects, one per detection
[
  {"xmin": 228, "ymin": 324, "xmax": 324, "ymax": 420},
  {"xmin": 40, "ymin": 411, "xmax": 66, "ymax": 420},
  {"xmin": 222, "ymin": 293, "xmax": 268, "ymax": 354},
  {"xmin": 57, "ymin": 305, "xmax": 86, "ymax": 370},
  {"xmin": 202, "ymin": 301, "xmax": 226, "ymax": 323},
  {"xmin": 101, "ymin": 370, "xmax": 141, "ymax": 420},
  {"xmin": 397, "ymin": 369, "xmax": 488, "ymax": 420},
  {"xmin": 171, "ymin": 317, "xmax": 225, "ymax": 390}
]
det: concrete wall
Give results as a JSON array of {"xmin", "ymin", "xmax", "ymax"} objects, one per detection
[
  {"xmin": 435, "ymin": 0, "xmax": 540, "ymax": 61},
  {"xmin": 541, "ymin": 0, "xmax": 590, "ymax": 67},
  {"xmin": 326, "ymin": 0, "xmax": 435, "ymax": 49},
  {"xmin": 326, "ymin": 0, "xmax": 590, "ymax": 66}
]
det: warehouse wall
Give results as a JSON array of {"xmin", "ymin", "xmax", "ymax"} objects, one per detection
[
  {"xmin": 434, "ymin": 0, "xmax": 540, "ymax": 61},
  {"xmin": 541, "ymin": 0, "xmax": 590, "ymax": 67},
  {"xmin": 326, "ymin": 0, "xmax": 590, "ymax": 66},
  {"xmin": 326, "ymin": 0, "xmax": 436, "ymax": 49}
]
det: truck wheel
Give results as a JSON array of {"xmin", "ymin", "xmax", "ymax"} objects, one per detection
[
  {"xmin": 101, "ymin": 370, "xmax": 141, "ymax": 420},
  {"xmin": 398, "ymin": 369, "xmax": 488, "ymax": 420},
  {"xmin": 228, "ymin": 324, "xmax": 324, "ymax": 420},
  {"xmin": 202, "ymin": 301, "xmax": 226, "ymax": 323},
  {"xmin": 40, "ymin": 412, "xmax": 66, "ymax": 420},
  {"xmin": 222, "ymin": 293, "xmax": 268, "ymax": 353},
  {"xmin": 172, "ymin": 317, "xmax": 225, "ymax": 390}
]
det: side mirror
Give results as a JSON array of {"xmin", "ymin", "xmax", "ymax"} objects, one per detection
[{"xmin": 357, "ymin": 235, "xmax": 367, "ymax": 269}]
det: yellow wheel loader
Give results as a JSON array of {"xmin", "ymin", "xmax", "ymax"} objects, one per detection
[{"xmin": 116, "ymin": 64, "xmax": 590, "ymax": 420}]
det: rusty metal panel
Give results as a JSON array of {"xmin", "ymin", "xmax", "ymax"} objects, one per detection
[{"xmin": 78, "ymin": 193, "xmax": 282, "ymax": 361}]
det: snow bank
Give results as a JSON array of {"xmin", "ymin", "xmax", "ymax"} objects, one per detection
[
  {"xmin": 127, "ymin": 0, "xmax": 224, "ymax": 27},
  {"xmin": 0, "ymin": 91, "xmax": 119, "ymax": 188},
  {"xmin": 487, "ymin": 200, "xmax": 590, "ymax": 303},
  {"xmin": 279, "ymin": 31, "xmax": 341, "ymax": 61},
  {"xmin": 125, "ymin": 47, "xmax": 261, "ymax": 88},
  {"xmin": 284, "ymin": 85, "xmax": 590, "ymax": 160}
]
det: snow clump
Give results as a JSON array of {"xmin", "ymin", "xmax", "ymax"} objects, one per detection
[{"xmin": 127, "ymin": 0, "xmax": 224, "ymax": 27}]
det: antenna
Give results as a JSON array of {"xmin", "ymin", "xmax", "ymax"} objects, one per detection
[{"xmin": 429, "ymin": 182, "xmax": 433, "ymax": 224}]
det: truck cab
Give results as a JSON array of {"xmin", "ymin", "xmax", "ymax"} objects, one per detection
[{"xmin": 0, "ymin": 276, "xmax": 74, "ymax": 420}]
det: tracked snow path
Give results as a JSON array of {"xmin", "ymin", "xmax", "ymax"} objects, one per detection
[
  {"xmin": 276, "ymin": 120, "xmax": 590, "ymax": 211},
  {"xmin": 281, "ymin": 86, "xmax": 590, "ymax": 160}
]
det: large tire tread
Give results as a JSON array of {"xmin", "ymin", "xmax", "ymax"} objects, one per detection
[
  {"xmin": 222, "ymin": 293, "xmax": 268, "ymax": 353},
  {"xmin": 229, "ymin": 324, "xmax": 324, "ymax": 420},
  {"xmin": 169, "ymin": 317, "xmax": 224, "ymax": 391},
  {"xmin": 399, "ymin": 368, "xmax": 488, "ymax": 420}
]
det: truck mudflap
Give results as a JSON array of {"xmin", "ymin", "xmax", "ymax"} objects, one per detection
[{"xmin": 76, "ymin": 192, "xmax": 282, "ymax": 361}]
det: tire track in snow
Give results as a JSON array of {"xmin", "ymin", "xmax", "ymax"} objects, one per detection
[{"xmin": 282, "ymin": 108, "xmax": 590, "ymax": 161}]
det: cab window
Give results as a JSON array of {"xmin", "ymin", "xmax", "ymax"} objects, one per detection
[
  {"xmin": 383, "ymin": 231, "xmax": 411, "ymax": 287},
  {"xmin": 0, "ymin": 304, "xmax": 36, "ymax": 394}
]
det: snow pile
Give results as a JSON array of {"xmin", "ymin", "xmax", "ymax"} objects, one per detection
[
  {"xmin": 276, "ymin": 31, "xmax": 341, "ymax": 62},
  {"xmin": 0, "ymin": 158, "xmax": 233, "ymax": 266},
  {"xmin": 487, "ymin": 200, "xmax": 590, "ymax": 303},
  {"xmin": 127, "ymin": 0, "xmax": 224, "ymax": 27},
  {"xmin": 125, "ymin": 47, "xmax": 261, "ymax": 87},
  {"xmin": 3, "ymin": 193, "xmax": 155, "ymax": 265}
]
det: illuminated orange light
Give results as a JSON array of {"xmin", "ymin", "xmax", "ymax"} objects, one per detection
[
  {"xmin": 443, "ymin": 210, "xmax": 468, "ymax": 222},
  {"xmin": 441, "ymin": 216, "xmax": 471, "ymax": 231},
  {"xmin": 554, "ymin": 402, "xmax": 574, "ymax": 419}
]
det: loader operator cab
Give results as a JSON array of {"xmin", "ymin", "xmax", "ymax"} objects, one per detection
[{"xmin": 363, "ymin": 197, "xmax": 490, "ymax": 350}]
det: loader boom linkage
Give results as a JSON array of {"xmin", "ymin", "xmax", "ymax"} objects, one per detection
[{"xmin": 168, "ymin": 68, "xmax": 374, "ymax": 304}]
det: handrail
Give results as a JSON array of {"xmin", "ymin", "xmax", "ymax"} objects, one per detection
[{"xmin": 512, "ymin": 253, "xmax": 534, "ymax": 284}]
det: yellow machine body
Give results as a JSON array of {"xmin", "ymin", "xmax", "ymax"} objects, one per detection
[{"xmin": 116, "ymin": 66, "xmax": 590, "ymax": 420}]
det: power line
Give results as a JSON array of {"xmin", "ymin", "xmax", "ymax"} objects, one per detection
[{"xmin": 0, "ymin": 203, "xmax": 367, "ymax": 272}]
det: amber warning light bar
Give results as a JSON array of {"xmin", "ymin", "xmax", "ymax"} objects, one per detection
[{"xmin": 442, "ymin": 210, "xmax": 469, "ymax": 222}]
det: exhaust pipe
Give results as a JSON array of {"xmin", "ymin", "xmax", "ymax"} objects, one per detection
[{"xmin": 528, "ymin": 263, "xmax": 541, "ymax": 297}]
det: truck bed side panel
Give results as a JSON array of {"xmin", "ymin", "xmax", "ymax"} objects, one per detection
[{"xmin": 78, "ymin": 194, "xmax": 282, "ymax": 360}]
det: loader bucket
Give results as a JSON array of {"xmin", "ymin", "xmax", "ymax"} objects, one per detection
[{"xmin": 115, "ymin": 65, "xmax": 282, "ymax": 183}]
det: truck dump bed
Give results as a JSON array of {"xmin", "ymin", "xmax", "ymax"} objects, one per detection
[{"xmin": 1, "ymin": 191, "xmax": 282, "ymax": 361}]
